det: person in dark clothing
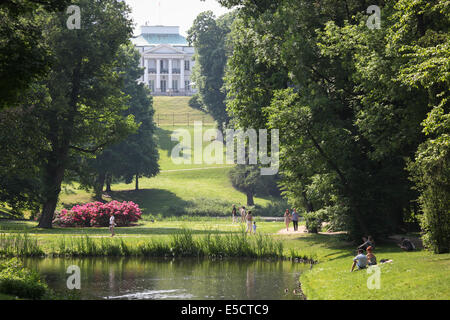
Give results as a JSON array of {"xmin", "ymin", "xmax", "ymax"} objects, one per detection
[
  {"xmin": 399, "ymin": 237, "xmax": 415, "ymax": 251},
  {"xmin": 358, "ymin": 236, "xmax": 375, "ymax": 251},
  {"xmin": 231, "ymin": 204, "xmax": 237, "ymax": 223},
  {"xmin": 291, "ymin": 208, "xmax": 299, "ymax": 231}
]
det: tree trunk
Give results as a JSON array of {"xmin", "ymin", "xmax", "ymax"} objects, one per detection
[
  {"xmin": 246, "ymin": 192, "xmax": 254, "ymax": 206},
  {"xmin": 38, "ymin": 156, "xmax": 66, "ymax": 228},
  {"xmin": 94, "ymin": 172, "xmax": 106, "ymax": 201},
  {"xmin": 38, "ymin": 57, "xmax": 81, "ymax": 228},
  {"xmin": 135, "ymin": 174, "xmax": 139, "ymax": 191},
  {"xmin": 105, "ymin": 174, "xmax": 112, "ymax": 192}
]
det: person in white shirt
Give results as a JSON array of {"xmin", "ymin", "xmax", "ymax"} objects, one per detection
[
  {"xmin": 109, "ymin": 214, "xmax": 116, "ymax": 237},
  {"xmin": 351, "ymin": 249, "xmax": 368, "ymax": 271}
]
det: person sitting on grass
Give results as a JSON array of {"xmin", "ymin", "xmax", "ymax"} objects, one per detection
[
  {"xmin": 351, "ymin": 249, "xmax": 368, "ymax": 272},
  {"xmin": 399, "ymin": 237, "xmax": 415, "ymax": 251},
  {"xmin": 366, "ymin": 246, "xmax": 377, "ymax": 265}
]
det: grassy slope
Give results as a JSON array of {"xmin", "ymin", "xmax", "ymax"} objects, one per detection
[
  {"xmin": 57, "ymin": 97, "xmax": 281, "ymax": 216},
  {"xmin": 152, "ymin": 96, "xmax": 215, "ymax": 125}
]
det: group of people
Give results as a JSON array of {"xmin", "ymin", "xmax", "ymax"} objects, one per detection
[
  {"xmin": 351, "ymin": 235, "xmax": 416, "ymax": 271},
  {"xmin": 283, "ymin": 208, "xmax": 300, "ymax": 231},
  {"xmin": 232, "ymin": 204, "xmax": 257, "ymax": 233},
  {"xmin": 351, "ymin": 236, "xmax": 377, "ymax": 272}
]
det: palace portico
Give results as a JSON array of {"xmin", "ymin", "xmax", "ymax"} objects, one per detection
[{"xmin": 132, "ymin": 25, "xmax": 196, "ymax": 96}]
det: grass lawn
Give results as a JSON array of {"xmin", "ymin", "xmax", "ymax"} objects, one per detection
[
  {"xmin": 153, "ymin": 96, "xmax": 215, "ymax": 126},
  {"xmin": 288, "ymin": 234, "xmax": 450, "ymax": 300},
  {"xmin": 0, "ymin": 293, "xmax": 15, "ymax": 300}
]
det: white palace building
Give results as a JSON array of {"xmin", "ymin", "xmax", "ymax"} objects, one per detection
[{"xmin": 132, "ymin": 25, "xmax": 196, "ymax": 96}]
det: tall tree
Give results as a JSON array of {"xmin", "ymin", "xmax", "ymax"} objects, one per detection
[
  {"xmin": 392, "ymin": 0, "xmax": 449, "ymax": 253},
  {"xmin": 187, "ymin": 10, "xmax": 235, "ymax": 129},
  {"xmin": 36, "ymin": 0, "xmax": 136, "ymax": 228},
  {"xmin": 222, "ymin": 0, "xmax": 439, "ymax": 239},
  {"xmin": 81, "ymin": 44, "xmax": 160, "ymax": 196}
]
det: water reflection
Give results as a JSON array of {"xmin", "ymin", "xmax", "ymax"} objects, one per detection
[{"xmin": 23, "ymin": 257, "xmax": 307, "ymax": 300}]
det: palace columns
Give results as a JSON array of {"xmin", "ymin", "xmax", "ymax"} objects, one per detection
[
  {"xmin": 168, "ymin": 59, "xmax": 173, "ymax": 92},
  {"xmin": 143, "ymin": 58, "xmax": 149, "ymax": 85},
  {"xmin": 180, "ymin": 58, "xmax": 185, "ymax": 92}
]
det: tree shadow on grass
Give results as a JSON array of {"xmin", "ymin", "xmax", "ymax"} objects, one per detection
[
  {"xmin": 155, "ymin": 126, "xmax": 182, "ymax": 158},
  {"xmin": 109, "ymin": 188, "xmax": 190, "ymax": 217}
]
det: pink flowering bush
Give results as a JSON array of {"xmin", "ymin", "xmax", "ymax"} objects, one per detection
[{"xmin": 54, "ymin": 201, "xmax": 142, "ymax": 227}]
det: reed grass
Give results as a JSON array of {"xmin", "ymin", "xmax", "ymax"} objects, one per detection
[
  {"xmin": 0, "ymin": 229, "xmax": 291, "ymax": 260},
  {"xmin": 0, "ymin": 233, "xmax": 44, "ymax": 257}
]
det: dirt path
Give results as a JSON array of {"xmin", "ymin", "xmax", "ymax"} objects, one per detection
[
  {"xmin": 276, "ymin": 226, "xmax": 347, "ymax": 235},
  {"xmin": 277, "ymin": 225, "xmax": 307, "ymax": 234}
]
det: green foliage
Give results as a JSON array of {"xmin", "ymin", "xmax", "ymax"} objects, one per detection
[
  {"xmin": 390, "ymin": 0, "xmax": 450, "ymax": 253},
  {"xmin": 77, "ymin": 43, "xmax": 160, "ymax": 196},
  {"xmin": 228, "ymin": 164, "xmax": 281, "ymax": 206},
  {"xmin": 188, "ymin": 93, "xmax": 205, "ymax": 111},
  {"xmin": 222, "ymin": 0, "xmax": 449, "ymax": 244},
  {"xmin": 0, "ymin": 258, "xmax": 49, "ymax": 300},
  {"xmin": 20, "ymin": 0, "xmax": 136, "ymax": 228},
  {"xmin": 3, "ymin": 229, "xmax": 284, "ymax": 259},
  {"xmin": 187, "ymin": 10, "xmax": 236, "ymax": 128},
  {"xmin": 0, "ymin": 233, "xmax": 44, "ymax": 257},
  {"xmin": 0, "ymin": 0, "xmax": 71, "ymax": 109}
]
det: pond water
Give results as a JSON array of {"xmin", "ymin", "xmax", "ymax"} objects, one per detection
[{"xmin": 23, "ymin": 257, "xmax": 308, "ymax": 300}]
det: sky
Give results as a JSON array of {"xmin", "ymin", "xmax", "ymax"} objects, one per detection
[{"xmin": 124, "ymin": 0, "xmax": 231, "ymax": 36}]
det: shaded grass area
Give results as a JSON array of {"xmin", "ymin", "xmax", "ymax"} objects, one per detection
[{"xmin": 0, "ymin": 292, "xmax": 15, "ymax": 300}]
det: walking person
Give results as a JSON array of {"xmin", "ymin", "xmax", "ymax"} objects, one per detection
[
  {"xmin": 246, "ymin": 210, "xmax": 253, "ymax": 233},
  {"xmin": 232, "ymin": 204, "xmax": 237, "ymax": 223},
  {"xmin": 284, "ymin": 209, "xmax": 291, "ymax": 231},
  {"xmin": 241, "ymin": 206, "xmax": 246, "ymax": 223},
  {"xmin": 252, "ymin": 221, "xmax": 257, "ymax": 234},
  {"xmin": 292, "ymin": 208, "xmax": 299, "ymax": 231},
  {"xmin": 109, "ymin": 214, "xmax": 116, "ymax": 237}
]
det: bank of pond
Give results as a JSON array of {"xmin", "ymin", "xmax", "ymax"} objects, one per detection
[
  {"xmin": 0, "ymin": 229, "xmax": 315, "ymax": 300},
  {"xmin": 0, "ymin": 229, "xmax": 314, "ymax": 262}
]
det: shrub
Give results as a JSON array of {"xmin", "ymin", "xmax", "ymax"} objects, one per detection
[
  {"xmin": 0, "ymin": 258, "xmax": 49, "ymax": 299},
  {"xmin": 304, "ymin": 211, "xmax": 321, "ymax": 233},
  {"xmin": 54, "ymin": 201, "xmax": 142, "ymax": 228}
]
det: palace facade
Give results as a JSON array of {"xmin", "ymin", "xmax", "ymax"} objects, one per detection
[{"xmin": 132, "ymin": 25, "xmax": 196, "ymax": 96}]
